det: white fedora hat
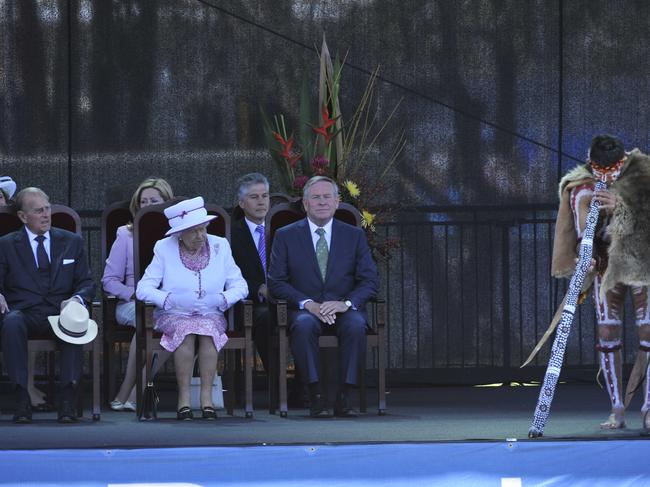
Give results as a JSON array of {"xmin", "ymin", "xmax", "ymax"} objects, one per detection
[
  {"xmin": 0, "ymin": 176, "xmax": 16, "ymax": 199},
  {"xmin": 164, "ymin": 196, "xmax": 216, "ymax": 236},
  {"xmin": 48, "ymin": 301, "xmax": 98, "ymax": 345}
]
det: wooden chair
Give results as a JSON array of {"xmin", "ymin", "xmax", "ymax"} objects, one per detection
[
  {"xmin": 266, "ymin": 201, "xmax": 387, "ymax": 417},
  {"xmin": 0, "ymin": 205, "xmax": 102, "ymax": 420},
  {"xmin": 100, "ymin": 200, "xmax": 133, "ymax": 405},
  {"xmin": 134, "ymin": 200, "xmax": 254, "ymax": 419}
]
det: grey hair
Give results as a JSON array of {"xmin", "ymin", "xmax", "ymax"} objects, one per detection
[
  {"xmin": 15, "ymin": 187, "xmax": 49, "ymax": 212},
  {"xmin": 303, "ymin": 176, "xmax": 339, "ymax": 199},
  {"xmin": 236, "ymin": 173, "xmax": 269, "ymax": 202}
]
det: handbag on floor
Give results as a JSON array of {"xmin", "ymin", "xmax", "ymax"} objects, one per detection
[{"xmin": 138, "ymin": 354, "xmax": 160, "ymax": 421}]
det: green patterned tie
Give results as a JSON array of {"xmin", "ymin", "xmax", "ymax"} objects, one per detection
[{"xmin": 315, "ymin": 227, "xmax": 328, "ymax": 281}]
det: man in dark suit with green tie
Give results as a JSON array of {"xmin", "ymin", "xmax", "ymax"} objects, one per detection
[{"xmin": 268, "ymin": 176, "xmax": 378, "ymax": 417}]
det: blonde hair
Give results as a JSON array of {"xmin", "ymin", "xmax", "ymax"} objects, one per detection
[{"xmin": 127, "ymin": 178, "xmax": 173, "ymax": 230}]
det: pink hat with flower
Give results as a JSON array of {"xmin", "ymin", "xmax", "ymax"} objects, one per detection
[{"xmin": 164, "ymin": 196, "xmax": 216, "ymax": 236}]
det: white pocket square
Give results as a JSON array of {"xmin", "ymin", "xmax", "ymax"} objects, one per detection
[{"xmin": 63, "ymin": 259, "xmax": 75, "ymax": 265}]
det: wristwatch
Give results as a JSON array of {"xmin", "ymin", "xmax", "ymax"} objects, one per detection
[{"xmin": 344, "ymin": 300, "xmax": 352, "ymax": 310}]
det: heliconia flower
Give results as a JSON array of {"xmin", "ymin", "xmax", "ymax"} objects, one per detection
[
  {"xmin": 343, "ymin": 180, "xmax": 360, "ymax": 198},
  {"xmin": 311, "ymin": 155, "xmax": 330, "ymax": 175},
  {"xmin": 279, "ymin": 138, "xmax": 295, "ymax": 159},
  {"xmin": 320, "ymin": 104, "xmax": 338, "ymax": 130},
  {"xmin": 287, "ymin": 153, "xmax": 301, "ymax": 168},
  {"xmin": 272, "ymin": 131, "xmax": 285, "ymax": 144},
  {"xmin": 272, "ymin": 131, "xmax": 301, "ymax": 167},
  {"xmin": 361, "ymin": 209, "xmax": 376, "ymax": 232},
  {"xmin": 312, "ymin": 105, "xmax": 340, "ymax": 144},
  {"xmin": 293, "ymin": 175, "xmax": 309, "ymax": 191}
]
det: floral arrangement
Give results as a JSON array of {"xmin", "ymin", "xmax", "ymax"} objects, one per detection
[{"xmin": 261, "ymin": 36, "xmax": 404, "ymax": 261}]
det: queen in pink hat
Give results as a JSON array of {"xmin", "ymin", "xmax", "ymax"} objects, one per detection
[{"xmin": 136, "ymin": 196, "xmax": 248, "ymax": 420}]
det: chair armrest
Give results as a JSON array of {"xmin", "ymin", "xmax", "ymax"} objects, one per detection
[
  {"xmin": 235, "ymin": 299, "xmax": 254, "ymax": 330},
  {"xmin": 273, "ymin": 299, "xmax": 288, "ymax": 330},
  {"xmin": 369, "ymin": 298, "xmax": 386, "ymax": 332}
]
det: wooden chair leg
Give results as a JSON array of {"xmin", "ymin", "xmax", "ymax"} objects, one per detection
[
  {"xmin": 226, "ymin": 351, "xmax": 235, "ymax": 416},
  {"xmin": 278, "ymin": 324, "xmax": 288, "ymax": 417},
  {"xmin": 92, "ymin": 339, "xmax": 101, "ymax": 421},
  {"xmin": 376, "ymin": 302, "xmax": 387, "ymax": 415},
  {"xmin": 268, "ymin": 345, "xmax": 278, "ymax": 414},
  {"xmin": 244, "ymin": 324, "xmax": 254, "ymax": 419},
  {"xmin": 359, "ymin": 357, "xmax": 367, "ymax": 413}
]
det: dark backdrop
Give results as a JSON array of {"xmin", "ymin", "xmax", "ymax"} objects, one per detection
[{"xmin": 2, "ymin": 0, "xmax": 649, "ymax": 383}]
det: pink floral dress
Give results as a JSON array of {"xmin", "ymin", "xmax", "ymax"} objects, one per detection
[{"xmin": 154, "ymin": 241, "xmax": 228, "ymax": 353}]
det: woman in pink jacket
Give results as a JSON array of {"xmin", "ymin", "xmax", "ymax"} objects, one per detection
[{"xmin": 102, "ymin": 177, "xmax": 173, "ymax": 411}]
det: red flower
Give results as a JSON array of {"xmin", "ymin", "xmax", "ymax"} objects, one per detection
[
  {"xmin": 312, "ymin": 105, "xmax": 340, "ymax": 144},
  {"xmin": 273, "ymin": 131, "xmax": 301, "ymax": 167},
  {"xmin": 287, "ymin": 153, "xmax": 301, "ymax": 168}
]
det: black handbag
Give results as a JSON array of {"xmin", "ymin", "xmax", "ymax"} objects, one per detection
[{"xmin": 138, "ymin": 353, "xmax": 160, "ymax": 421}]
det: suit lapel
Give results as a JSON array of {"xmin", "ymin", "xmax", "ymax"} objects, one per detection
[
  {"xmin": 49, "ymin": 228, "xmax": 65, "ymax": 285},
  {"xmin": 14, "ymin": 229, "xmax": 44, "ymax": 291},
  {"xmin": 299, "ymin": 219, "xmax": 322, "ymax": 280},
  {"xmin": 236, "ymin": 219, "xmax": 264, "ymax": 275}
]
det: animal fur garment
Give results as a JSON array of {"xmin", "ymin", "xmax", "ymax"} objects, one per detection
[
  {"xmin": 601, "ymin": 149, "xmax": 650, "ymax": 295},
  {"xmin": 551, "ymin": 149, "xmax": 650, "ymax": 296}
]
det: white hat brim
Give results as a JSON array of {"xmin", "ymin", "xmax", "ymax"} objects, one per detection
[
  {"xmin": 48, "ymin": 315, "xmax": 98, "ymax": 345},
  {"xmin": 165, "ymin": 214, "xmax": 217, "ymax": 236},
  {"xmin": 0, "ymin": 179, "xmax": 16, "ymax": 199}
]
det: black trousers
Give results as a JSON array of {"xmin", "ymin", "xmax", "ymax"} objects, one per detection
[{"xmin": 0, "ymin": 305, "xmax": 83, "ymax": 389}]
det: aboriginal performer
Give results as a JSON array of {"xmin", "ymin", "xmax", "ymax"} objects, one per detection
[{"xmin": 551, "ymin": 134, "xmax": 650, "ymax": 429}]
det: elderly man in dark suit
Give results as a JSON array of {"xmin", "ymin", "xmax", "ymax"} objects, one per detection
[
  {"xmin": 268, "ymin": 176, "xmax": 378, "ymax": 417},
  {"xmin": 0, "ymin": 188, "xmax": 96, "ymax": 423},
  {"xmin": 231, "ymin": 173, "xmax": 272, "ymax": 370}
]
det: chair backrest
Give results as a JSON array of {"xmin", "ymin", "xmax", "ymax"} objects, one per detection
[
  {"xmin": 101, "ymin": 200, "xmax": 132, "ymax": 270},
  {"xmin": 0, "ymin": 204, "xmax": 81, "ymax": 237},
  {"xmin": 230, "ymin": 192, "xmax": 295, "ymax": 221},
  {"xmin": 265, "ymin": 200, "xmax": 362, "ymax": 248}
]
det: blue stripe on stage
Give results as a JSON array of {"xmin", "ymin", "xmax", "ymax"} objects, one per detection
[{"xmin": 2, "ymin": 439, "xmax": 649, "ymax": 486}]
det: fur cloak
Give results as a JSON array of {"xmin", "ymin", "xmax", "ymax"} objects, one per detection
[{"xmin": 551, "ymin": 149, "xmax": 650, "ymax": 296}]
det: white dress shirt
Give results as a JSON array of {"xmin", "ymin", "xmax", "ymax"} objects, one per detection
[
  {"xmin": 244, "ymin": 217, "xmax": 264, "ymax": 249},
  {"xmin": 24, "ymin": 227, "xmax": 51, "ymax": 267}
]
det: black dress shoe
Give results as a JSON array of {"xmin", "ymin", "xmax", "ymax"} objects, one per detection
[
  {"xmin": 58, "ymin": 385, "xmax": 78, "ymax": 423},
  {"xmin": 177, "ymin": 406, "xmax": 194, "ymax": 421},
  {"xmin": 58, "ymin": 400, "xmax": 77, "ymax": 423},
  {"xmin": 334, "ymin": 392, "xmax": 357, "ymax": 417},
  {"xmin": 201, "ymin": 406, "xmax": 217, "ymax": 420},
  {"xmin": 13, "ymin": 387, "xmax": 32, "ymax": 424},
  {"xmin": 309, "ymin": 394, "xmax": 330, "ymax": 418}
]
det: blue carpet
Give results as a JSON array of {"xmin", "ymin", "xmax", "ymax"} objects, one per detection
[{"xmin": 3, "ymin": 439, "xmax": 650, "ymax": 486}]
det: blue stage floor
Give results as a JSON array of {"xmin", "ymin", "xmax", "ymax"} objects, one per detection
[{"xmin": 3, "ymin": 439, "xmax": 650, "ymax": 486}]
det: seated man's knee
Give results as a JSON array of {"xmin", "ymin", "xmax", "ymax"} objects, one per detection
[
  {"xmin": 1, "ymin": 310, "xmax": 27, "ymax": 337},
  {"xmin": 291, "ymin": 312, "xmax": 321, "ymax": 335},
  {"xmin": 341, "ymin": 312, "xmax": 367, "ymax": 336}
]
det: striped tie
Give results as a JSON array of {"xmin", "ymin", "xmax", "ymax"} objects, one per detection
[
  {"xmin": 255, "ymin": 225, "xmax": 266, "ymax": 274},
  {"xmin": 315, "ymin": 227, "xmax": 328, "ymax": 281}
]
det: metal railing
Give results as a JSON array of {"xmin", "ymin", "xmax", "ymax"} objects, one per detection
[{"xmin": 67, "ymin": 205, "xmax": 641, "ymax": 386}]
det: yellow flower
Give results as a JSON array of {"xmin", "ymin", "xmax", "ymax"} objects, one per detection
[
  {"xmin": 344, "ymin": 180, "xmax": 361, "ymax": 198},
  {"xmin": 361, "ymin": 209, "xmax": 376, "ymax": 232}
]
